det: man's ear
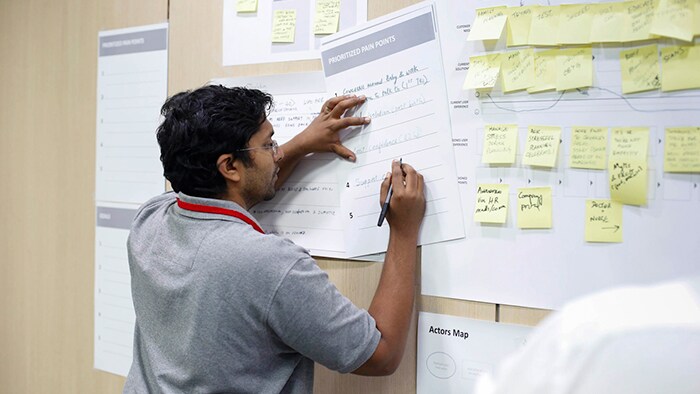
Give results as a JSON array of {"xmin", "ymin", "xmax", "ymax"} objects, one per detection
[{"xmin": 216, "ymin": 153, "xmax": 242, "ymax": 183}]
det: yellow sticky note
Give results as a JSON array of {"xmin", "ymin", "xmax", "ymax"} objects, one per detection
[
  {"xmin": 314, "ymin": 0, "xmax": 340, "ymax": 35},
  {"xmin": 271, "ymin": 9, "xmax": 296, "ymax": 43},
  {"xmin": 529, "ymin": 6, "xmax": 560, "ymax": 46},
  {"xmin": 609, "ymin": 127, "xmax": 649, "ymax": 205},
  {"xmin": 650, "ymin": 0, "xmax": 694, "ymax": 42},
  {"xmin": 558, "ymin": 4, "xmax": 594, "ymax": 44},
  {"xmin": 528, "ymin": 49, "xmax": 558, "ymax": 93},
  {"xmin": 463, "ymin": 53, "xmax": 502, "ymax": 90},
  {"xmin": 474, "ymin": 184, "xmax": 509, "ymax": 224},
  {"xmin": 237, "ymin": 0, "xmax": 258, "ymax": 13},
  {"xmin": 590, "ymin": 2, "xmax": 625, "ymax": 43},
  {"xmin": 620, "ymin": 44, "xmax": 661, "ymax": 94},
  {"xmin": 556, "ymin": 47, "xmax": 593, "ymax": 91},
  {"xmin": 661, "ymin": 45, "xmax": 700, "ymax": 91},
  {"xmin": 569, "ymin": 126, "xmax": 608, "ymax": 169},
  {"xmin": 523, "ymin": 125, "xmax": 561, "ymax": 167},
  {"xmin": 506, "ymin": 6, "xmax": 533, "ymax": 47},
  {"xmin": 664, "ymin": 127, "xmax": 700, "ymax": 172},
  {"xmin": 482, "ymin": 124, "xmax": 519, "ymax": 164},
  {"xmin": 501, "ymin": 49, "xmax": 535, "ymax": 92},
  {"xmin": 694, "ymin": 0, "xmax": 700, "ymax": 36},
  {"xmin": 621, "ymin": 0, "xmax": 657, "ymax": 42},
  {"xmin": 585, "ymin": 199, "xmax": 623, "ymax": 243},
  {"xmin": 468, "ymin": 6, "xmax": 508, "ymax": 41},
  {"xmin": 517, "ymin": 187, "xmax": 552, "ymax": 228}
]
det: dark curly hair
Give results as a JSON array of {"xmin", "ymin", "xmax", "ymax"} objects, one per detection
[{"xmin": 156, "ymin": 85, "xmax": 273, "ymax": 198}]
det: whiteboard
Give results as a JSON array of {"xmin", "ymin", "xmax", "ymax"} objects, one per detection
[{"xmin": 422, "ymin": 0, "xmax": 700, "ymax": 310}]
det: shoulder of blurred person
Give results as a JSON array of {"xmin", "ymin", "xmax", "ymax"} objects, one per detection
[{"xmin": 475, "ymin": 276, "xmax": 700, "ymax": 394}]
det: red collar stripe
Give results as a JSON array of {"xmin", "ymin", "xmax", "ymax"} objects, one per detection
[{"xmin": 176, "ymin": 198, "xmax": 265, "ymax": 234}]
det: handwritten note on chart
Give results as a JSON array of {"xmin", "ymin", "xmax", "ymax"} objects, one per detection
[
  {"xmin": 321, "ymin": 4, "xmax": 464, "ymax": 257},
  {"xmin": 528, "ymin": 49, "xmax": 557, "ymax": 93},
  {"xmin": 517, "ymin": 187, "xmax": 552, "ymax": 229},
  {"xmin": 556, "ymin": 47, "xmax": 592, "ymax": 91},
  {"xmin": 474, "ymin": 184, "xmax": 509, "ymax": 224},
  {"xmin": 557, "ymin": 4, "xmax": 593, "ymax": 44},
  {"xmin": 661, "ymin": 45, "xmax": 700, "ymax": 92},
  {"xmin": 523, "ymin": 125, "xmax": 561, "ymax": 167},
  {"xmin": 482, "ymin": 124, "xmax": 518, "ymax": 164},
  {"xmin": 468, "ymin": 6, "xmax": 507, "ymax": 41},
  {"xmin": 609, "ymin": 127, "xmax": 649, "ymax": 206},
  {"xmin": 620, "ymin": 44, "xmax": 661, "ymax": 94},
  {"xmin": 501, "ymin": 49, "xmax": 534, "ymax": 93},
  {"xmin": 650, "ymin": 0, "xmax": 694, "ymax": 42},
  {"xmin": 464, "ymin": 53, "xmax": 502, "ymax": 89},
  {"xmin": 272, "ymin": 9, "xmax": 296, "ymax": 43},
  {"xmin": 590, "ymin": 2, "xmax": 625, "ymax": 42},
  {"xmin": 569, "ymin": 126, "xmax": 608, "ymax": 169},
  {"xmin": 622, "ymin": 0, "xmax": 656, "ymax": 42},
  {"xmin": 585, "ymin": 199, "xmax": 623, "ymax": 243},
  {"xmin": 314, "ymin": 0, "xmax": 341, "ymax": 35},
  {"xmin": 529, "ymin": 6, "xmax": 560, "ymax": 46},
  {"xmin": 664, "ymin": 127, "xmax": 700, "ymax": 173},
  {"xmin": 506, "ymin": 6, "xmax": 532, "ymax": 47}
]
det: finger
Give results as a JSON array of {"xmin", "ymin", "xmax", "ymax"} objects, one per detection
[
  {"xmin": 323, "ymin": 95, "xmax": 351, "ymax": 113},
  {"xmin": 401, "ymin": 163, "xmax": 418, "ymax": 190},
  {"xmin": 379, "ymin": 172, "xmax": 392, "ymax": 206},
  {"xmin": 330, "ymin": 143, "xmax": 356, "ymax": 162},
  {"xmin": 391, "ymin": 160, "xmax": 404, "ymax": 191},
  {"xmin": 337, "ymin": 116, "xmax": 371, "ymax": 129},
  {"xmin": 330, "ymin": 95, "xmax": 366, "ymax": 118},
  {"xmin": 416, "ymin": 172, "xmax": 425, "ymax": 196}
]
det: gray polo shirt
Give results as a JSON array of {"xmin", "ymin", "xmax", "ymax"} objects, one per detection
[{"xmin": 124, "ymin": 192, "xmax": 380, "ymax": 393}]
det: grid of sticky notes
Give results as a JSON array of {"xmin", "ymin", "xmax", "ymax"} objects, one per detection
[
  {"xmin": 464, "ymin": 3, "xmax": 700, "ymax": 93},
  {"xmin": 475, "ymin": 124, "xmax": 700, "ymax": 242}
]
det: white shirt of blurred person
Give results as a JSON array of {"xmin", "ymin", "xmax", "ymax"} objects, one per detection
[{"xmin": 475, "ymin": 277, "xmax": 700, "ymax": 394}]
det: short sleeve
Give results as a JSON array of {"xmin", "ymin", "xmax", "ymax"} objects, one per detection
[{"xmin": 266, "ymin": 257, "xmax": 381, "ymax": 373}]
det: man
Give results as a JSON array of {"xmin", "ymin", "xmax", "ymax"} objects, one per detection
[{"xmin": 124, "ymin": 85, "xmax": 426, "ymax": 393}]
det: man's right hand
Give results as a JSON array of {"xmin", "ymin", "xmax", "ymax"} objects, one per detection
[{"xmin": 379, "ymin": 160, "xmax": 426, "ymax": 235}]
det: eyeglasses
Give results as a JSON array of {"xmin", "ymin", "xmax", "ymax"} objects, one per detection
[{"xmin": 236, "ymin": 140, "xmax": 281, "ymax": 158}]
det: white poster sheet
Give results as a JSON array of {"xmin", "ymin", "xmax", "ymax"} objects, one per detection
[
  {"xmin": 422, "ymin": 0, "xmax": 700, "ymax": 310},
  {"xmin": 94, "ymin": 23, "xmax": 169, "ymax": 376},
  {"xmin": 320, "ymin": 2, "xmax": 465, "ymax": 257},
  {"xmin": 222, "ymin": 0, "xmax": 367, "ymax": 66},
  {"xmin": 417, "ymin": 312, "xmax": 532, "ymax": 394}
]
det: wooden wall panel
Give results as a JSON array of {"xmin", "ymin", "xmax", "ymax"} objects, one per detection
[{"xmin": 1, "ymin": 0, "xmax": 549, "ymax": 393}]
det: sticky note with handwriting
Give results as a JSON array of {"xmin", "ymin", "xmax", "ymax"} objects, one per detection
[
  {"xmin": 556, "ymin": 47, "xmax": 592, "ymax": 91},
  {"xmin": 463, "ymin": 53, "xmax": 502, "ymax": 89},
  {"xmin": 569, "ymin": 126, "xmax": 608, "ymax": 170},
  {"xmin": 558, "ymin": 4, "xmax": 594, "ymax": 44},
  {"xmin": 590, "ymin": 2, "xmax": 625, "ymax": 42},
  {"xmin": 528, "ymin": 49, "xmax": 557, "ymax": 93},
  {"xmin": 609, "ymin": 127, "xmax": 649, "ymax": 206},
  {"xmin": 474, "ymin": 184, "xmax": 509, "ymax": 224},
  {"xmin": 523, "ymin": 125, "xmax": 561, "ymax": 167},
  {"xmin": 650, "ymin": 0, "xmax": 694, "ymax": 42},
  {"xmin": 236, "ymin": 0, "xmax": 257, "ymax": 13},
  {"xmin": 621, "ymin": 0, "xmax": 656, "ymax": 42},
  {"xmin": 313, "ymin": 0, "xmax": 341, "ymax": 35},
  {"xmin": 661, "ymin": 45, "xmax": 700, "ymax": 92},
  {"xmin": 506, "ymin": 6, "xmax": 533, "ymax": 47},
  {"xmin": 517, "ymin": 187, "xmax": 552, "ymax": 229},
  {"xmin": 529, "ymin": 6, "xmax": 560, "ymax": 46},
  {"xmin": 468, "ymin": 6, "xmax": 508, "ymax": 41},
  {"xmin": 585, "ymin": 199, "xmax": 623, "ymax": 243},
  {"xmin": 620, "ymin": 44, "xmax": 660, "ymax": 94},
  {"xmin": 271, "ymin": 9, "xmax": 296, "ymax": 43},
  {"xmin": 664, "ymin": 127, "xmax": 700, "ymax": 173},
  {"xmin": 501, "ymin": 49, "xmax": 535, "ymax": 92},
  {"xmin": 482, "ymin": 124, "xmax": 518, "ymax": 164}
]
